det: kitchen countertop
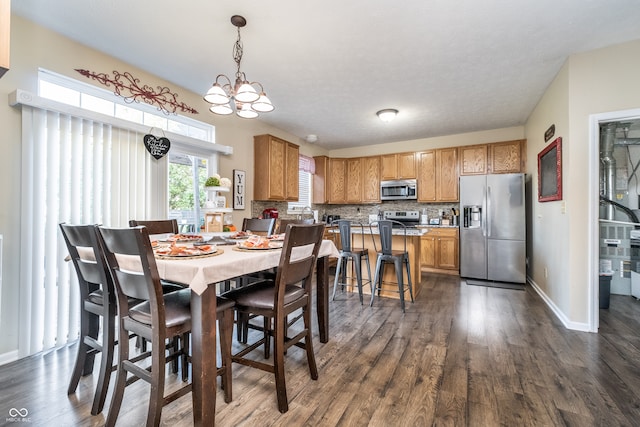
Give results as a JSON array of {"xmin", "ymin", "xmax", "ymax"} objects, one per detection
[{"xmin": 415, "ymin": 224, "xmax": 459, "ymax": 229}]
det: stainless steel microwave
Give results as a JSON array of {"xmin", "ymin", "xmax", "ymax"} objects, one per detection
[{"xmin": 380, "ymin": 179, "xmax": 417, "ymax": 200}]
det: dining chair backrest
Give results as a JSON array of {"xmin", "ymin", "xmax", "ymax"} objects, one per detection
[
  {"xmin": 242, "ymin": 217, "xmax": 276, "ymax": 236},
  {"xmin": 370, "ymin": 220, "xmax": 408, "ymax": 255},
  {"xmin": 128, "ymin": 219, "xmax": 179, "ymax": 235},
  {"xmin": 276, "ymin": 218, "xmax": 315, "ymax": 234},
  {"xmin": 60, "ymin": 223, "xmax": 114, "ymax": 306},
  {"xmin": 275, "ymin": 223, "xmax": 325, "ymax": 299},
  {"xmin": 97, "ymin": 226, "xmax": 165, "ymax": 324}
]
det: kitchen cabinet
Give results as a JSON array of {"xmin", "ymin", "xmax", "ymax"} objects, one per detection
[
  {"xmin": 417, "ymin": 150, "xmax": 436, "ymax": 202},
  {"xmin": 316, "ymin": 156, "xmax": 380, "ymax": 204},
  {"xmin": 418, "ymin": 148, "xmax": 458, "ymax": 202},
  {"xmin": 0, "ymin": 0, "xmax": 9, "ymax": 79},
  {"xmin": 436, "ymin": 148, "xmax": 459, "ymax": 202},
  {"xmin": 459, "ymin": 144, "xmax": 488, "ymax": 175},
  {"xmin": 381, "ymin": 152, "xmax": 416, "ymax": 180},
  {"xmin": 459, "ymin": 139, "xmax": 525, "ymax": 175},
  {"xmin": 313, "ymin": 156, "xmax": 329, "ymax": 204},
  {"xmin": 253, "ymin": 134, "xmax": 299, "ymax": 201},
  {"xmin": 420, "ymin": 228, "xmax": 459, "ymax": 273},
  {"xmin": 361, "ymin": 156, "xmax": 381, "ymax": 203},
  {"xmin": 345, "ymin": 158, "xmax": 362, "ymax": 203},
  {"xmin": 328, "ymin": 158, "xmax": 347, "ymax": 204},
  {"xmin": 488, "ymin": 139, "xmax": 525, "ymax": 173}
]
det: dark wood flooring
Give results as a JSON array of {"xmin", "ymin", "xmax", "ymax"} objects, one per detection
[{"xmin": 1, "ymin": 273, "xmax": 640, "ymax": 426}]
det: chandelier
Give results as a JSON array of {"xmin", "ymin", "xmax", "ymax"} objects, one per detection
[{"xmin": 204, "ymin": 15, "xmax": 274, "ymax": 119}]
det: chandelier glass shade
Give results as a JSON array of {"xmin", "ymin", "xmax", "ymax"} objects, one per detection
[{"xmin": 204, "ymin": 15, "xmax": 274, "ymax": 118}]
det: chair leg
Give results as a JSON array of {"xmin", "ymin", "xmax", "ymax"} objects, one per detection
[
  {"xmin": 364, "ymin": 254, "xmax": 373, "ymax": 296},
  {"xmin": 147, "ymin": 334, "xmax": 166, "ymax": 427},
  {"xmin": 83, "ymin": 312, "xmax": 100, "ymax": 375},
  {"xmin": 394, "ymin": 258, "xmax": 406, "ymax": 312},
  {"xmin": 171, "ymin": 337, "xmax": 179, "ymax": 374},
  {"xmin": 354, "ymin": 254, "xmax": 363, "ymax": 304},
  {"xmin": 218, "ymin": 308, "xmax": 234, "ymax": 403},
  {"xmin": 180, "ymin": 333, "xmax": 190, "ymax": 382},
  {"xmin": 331, "ymin": 257, "xmax": 344, "ymax": 301},
  {"xmin": 264, "ymin": 316, "xmax": 272, "ymax": 359},
  {"xmin": 303, "ymin": 302, "xmax": 318, "ymax": 380},
  {"xmin": 370, "ymin": 257, "xmax": 383, "ymax": 307},
  {"xmin": 405, "ymin": 257, "xmax": 414, "ymax": 303},
  {"xmin": 273, "ymin": 312, "xmax": 288, "ymax": 413},
  {"xmin": 91, "ymin": 312, "xmax": 115, "ymax": 415},
  {"xmin": 106, "ymin": 326, "xmax": 130, "ymax": 427},
  {"xmin": 68, "ymin": 311, "xmax": 91, "ymax": 395}
]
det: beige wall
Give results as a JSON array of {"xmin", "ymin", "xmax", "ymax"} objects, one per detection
[
  {"xmin": 524, "ymin": 38, "xmax": 640, "ymax": 327},
  {"xmin": 524, "ymin": 62, "xmax": 571, "ymax": 318}
]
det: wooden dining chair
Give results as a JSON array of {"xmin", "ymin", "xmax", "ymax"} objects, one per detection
[
  {"xmin": 59, "ymin": 223, "xmax": 119, "ymax": 415},
  {"xmin": 242, "ymin": 217, "xmax": 276, "ymax": 236},
  {"xmin": 274, "ymin": 218, "xmax": 315, "ymax": 234},
  {"xmin": 97, "ymin": 225, "xmax": 235, "ymax": 426},
  {"xmin": 222, "ymin": 223, "xmax": 325, "ymax": 413},
  {"xmin": 128, "ymin": 219, "xmax": 179, "ymax": 235}
]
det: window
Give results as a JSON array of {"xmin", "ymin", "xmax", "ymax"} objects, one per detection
[
  {"xmin": 38, "ymin": 68, "xmax": 215, "ymax": 142},
  {"xmin": 288, "ymin": 155, "xmax": 314, "ymax": 212},
  {"xmin": 16, "ymin": 70, "xmax": 223, "ymax": 358}
]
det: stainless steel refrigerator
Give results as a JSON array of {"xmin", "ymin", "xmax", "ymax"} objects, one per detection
[{"xmin": 460, "ymin": 173, "xmax": 526, "ymax": 284}]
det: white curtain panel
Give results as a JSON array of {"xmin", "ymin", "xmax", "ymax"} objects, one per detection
[{"xmin": 18, "ymin": 105, "xmax": 164, "ymax": 357}]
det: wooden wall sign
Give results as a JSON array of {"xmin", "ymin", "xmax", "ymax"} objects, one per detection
[
  {"xmin": 544, "ymin": 124, "xmax": 555, "ymax": 142},
  {"xmin": 233, "ymin": 169, "xmax": 245, "ymax": 209}
]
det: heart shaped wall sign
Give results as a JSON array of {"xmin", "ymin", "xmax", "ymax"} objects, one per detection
[{"xmin": 143, "ymin": 134, "xmax": 171, "ymax": 160}]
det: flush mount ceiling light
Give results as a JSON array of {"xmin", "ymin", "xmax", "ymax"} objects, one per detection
[
  {"xmin": 376, "ymin": 109, "xmax": 399, "ymax": 123},
  {"xmin": 204, "ymin": 15, "xmax": 274, "ymax": 119}
]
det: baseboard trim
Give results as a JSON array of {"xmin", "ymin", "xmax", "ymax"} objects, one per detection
[
  {"xmin": 528, "ymin": 277, "xmax": 592, "ymax": 332},
  {"xmin": 0, "ymin": 350, "xmax": 19, "ymax": 366}
]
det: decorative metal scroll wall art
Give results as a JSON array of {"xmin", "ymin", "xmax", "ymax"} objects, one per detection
[{"xmin": 75, "ymin": 69, "xmax": 198, "ymax": 115}]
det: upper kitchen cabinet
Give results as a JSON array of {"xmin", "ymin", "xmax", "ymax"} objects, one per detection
[
  {"xmin": 436, "ymin": 147, "xmax": 459, "ymax": 201},
  {"xmin": 361, "ymin": 156, "xmax": 381, "ymax": 203},
  {"xmin": 328, "ymin": 158, "xmax": 347, "ymax": 204},
  {"xmin": 345, "ymin": 158, "xmax": 362, "ymax": 203},
  {"xmin": 417, "ymin": 151, "xmax": 436, "ymax": 202},
  {"xmin": 459, "ymin": 139, "xmax": 526, "ymax": 175},
  {"xmin": 381, "ymin": 152, "xmax": 416, "ymax": 180},
  {"xmin": 0, "ymin": 0, "xmax": 9, "ymax": 79},
  {"xmin": 253, "ymin": 134, "xmax": 299, "ymax": 201},
  {"xmin": 459, "ymin": 144, "xmax": 488, "ymax": 175},
  {"xmin": 488, "ymin": 139, "xmax": 525, "ymax": 174}
]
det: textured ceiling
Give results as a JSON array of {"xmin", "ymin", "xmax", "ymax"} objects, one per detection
[{"xmin": 12, "ymin": 0, "xmax": 640, "ymax": 149}]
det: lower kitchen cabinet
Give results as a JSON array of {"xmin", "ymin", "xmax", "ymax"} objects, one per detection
[{"xmin": 420, "ymin": 227, "xmax": 459, "ymax": 274}]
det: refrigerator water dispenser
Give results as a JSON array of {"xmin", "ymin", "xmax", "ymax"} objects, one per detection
[{"xmin": 463, "ymin": 206, "xmax": 482, "ymax": 228}]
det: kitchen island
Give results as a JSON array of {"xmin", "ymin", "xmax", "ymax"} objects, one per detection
[{"xmin": 331, "ymin": 226, "xmax": 423, "ymax": 301}]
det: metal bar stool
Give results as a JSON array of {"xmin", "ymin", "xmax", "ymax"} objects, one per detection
[
  {"xmin": 369, "ymin": 220, "xmax": 414, "ymax": 312},
  {"xmin": 331, "ymin": 220, "xmax": 372, "ymax": 304}
]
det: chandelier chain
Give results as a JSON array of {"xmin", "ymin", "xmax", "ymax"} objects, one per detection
[{"xmin": 233, "ymin": 27, "xmax": 244, "ymax": 79}]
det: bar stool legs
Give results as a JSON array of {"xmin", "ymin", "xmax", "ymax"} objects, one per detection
[
  {"xmin": 332, "ymin": 253, "xmax": 372, "ymax": 304},
  {"xmin": 370, "ymin": 254, "xmax": 414, "ymax": 312}
]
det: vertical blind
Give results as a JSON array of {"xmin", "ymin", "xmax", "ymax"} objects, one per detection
[{"xmin": 18, "ymin": 105, "xmax": 164, "ymax": 357}]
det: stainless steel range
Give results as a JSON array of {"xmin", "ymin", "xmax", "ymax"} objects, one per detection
[{"xmin": 382, "ymin": 210, "xmax": 420, "ymax": 228}]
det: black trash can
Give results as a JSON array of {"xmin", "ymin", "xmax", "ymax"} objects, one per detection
[{"xmin": 599, "ymin": 273, "xmax": 612, "ymax": 309}]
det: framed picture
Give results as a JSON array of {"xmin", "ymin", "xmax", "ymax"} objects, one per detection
[
  {"xmin": 538, "ymin": 137, "xmax": 562, "ymax": 202},
  {"xmin": 233, "ymin": 169, "xmax": 245, "ymax": 209}
]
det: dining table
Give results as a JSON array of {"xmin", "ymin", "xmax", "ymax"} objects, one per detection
[{"xmin": 152, "ymin": 239, "xmax": 339, "ymax": 425}]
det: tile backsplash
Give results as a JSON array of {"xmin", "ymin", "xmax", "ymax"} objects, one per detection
[{"xmin": 252, "ymin": 200, "xmax": 458, "ymax": 224}]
